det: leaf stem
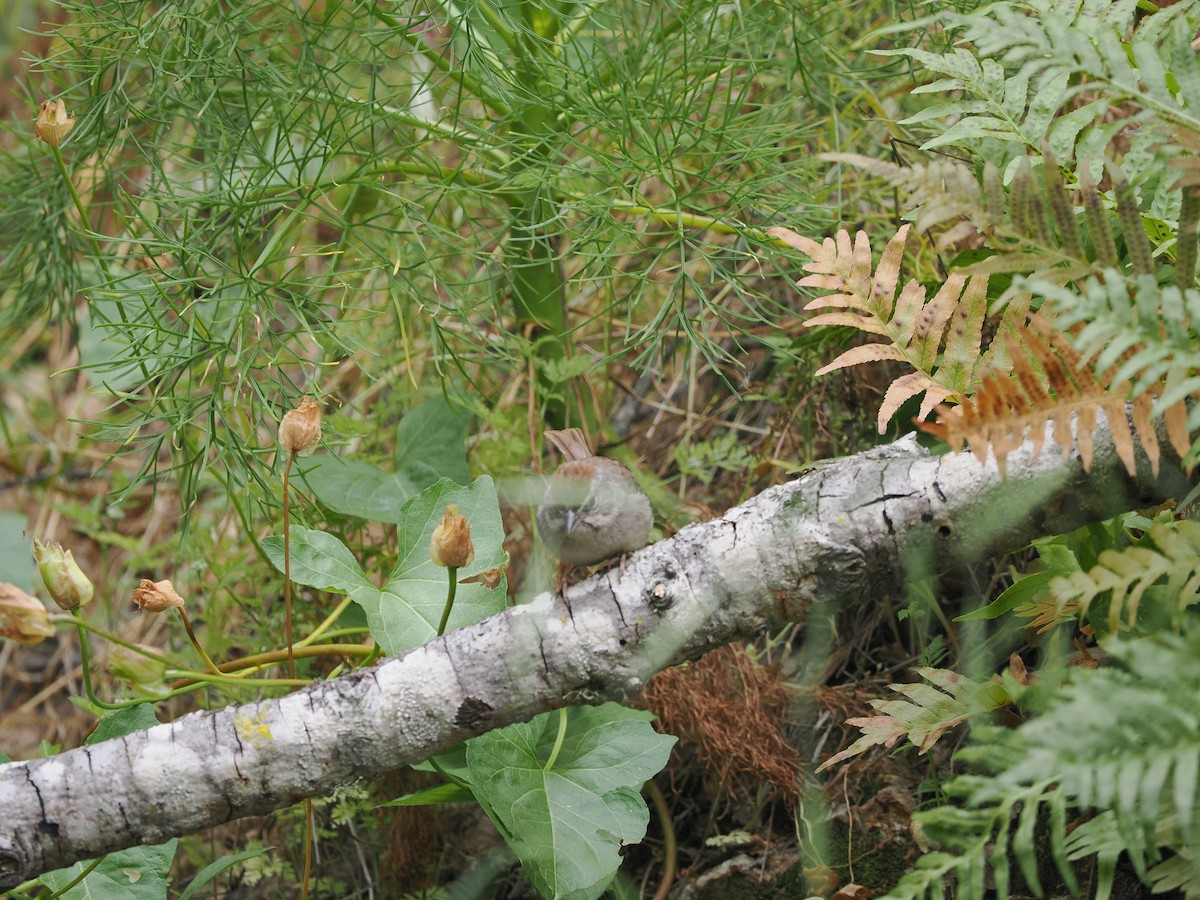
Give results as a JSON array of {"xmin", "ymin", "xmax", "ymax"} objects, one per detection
[
  {"xmin": 301, "ymin": 597, "xmax": 354, "ymax": 647},
  {"xmin": 646, "ymin": 779, "xmax": 677, "ymax": 900}
]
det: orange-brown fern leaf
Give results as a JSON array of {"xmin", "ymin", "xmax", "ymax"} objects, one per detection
[
  {"xmin": 768, "ymin": 223, "xmax": 991, "ymax": 432},
  {"xmin": 1014, "ymin": 596, "xmax": 1082, "ymax": 634},
  {"xmin": 919, "ymin": 319, "xmax": 1146, "ymax": 476}
]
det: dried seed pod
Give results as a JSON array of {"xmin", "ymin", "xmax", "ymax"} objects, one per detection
[
  {"xmin": 34, "ymin": 99, "xmax": 75, "ymax": 147},
  {"xmin": 132, "ymin": 579, "xmax": 186, "ymax": 613},
  {"xmin": 278, "ymin": 397, "xmax": 322, "ymax": 455},
  {"xmin": 430, "ymin": 505, "xmax": 474, "ymax": 569},
  {"xmin": 0, "ymin": 583, "xmax": 55, "ymax": 644}
]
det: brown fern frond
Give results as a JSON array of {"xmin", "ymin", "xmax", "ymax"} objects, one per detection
[
  {"xmin": 1014, "ymin": 596, "xmax": 1081, "ymax": 633},
  {"xmin": 918, "ymin": 320, "xmax": 1150, "ymax": 476},
  {"xmin": 768, "ymin": 223, "xmax": 991, "ymax": 432}
]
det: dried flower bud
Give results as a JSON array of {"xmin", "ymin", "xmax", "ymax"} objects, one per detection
[
  {"xmin": 34, "ymin": 99, "xmax": 75, "ymax": 147},
  {"xmin": 278, "ymin": 397, "xmax": 322, "ymax": 455},
  {"xmin": 430, "ymin": 505, "xmax": 474, "ymax": 569},
  {"xmin": 34, "ymin": 539, "xmax": 94, "ymax": 610},
  {"xmin": 109, "ymin": 643, "xmax": 169, "ymax": 696},
  {"xmin": 460, "ymin": 567, "xmax": 506, "ymax": 590},
  {"xmin": 0, "ymin": 583, "xmax": 55, "ymax": 645},
  {"xmin": 132, "ymin": 579, "xmax": 185, "ymax": 613}
]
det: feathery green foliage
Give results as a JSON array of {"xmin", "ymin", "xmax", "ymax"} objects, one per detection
[
  {"xmin": 882, "ymin": 0, "xmax": 1200, "ymax": 184},
  {"xmin": 2, "ymin": 0, "xmax": 831, "ymax": 520}
]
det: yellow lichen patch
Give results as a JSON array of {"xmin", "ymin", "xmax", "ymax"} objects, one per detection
[{"xmin": 234, "ymin": 712, "xmax": 274, "ymax": 749}]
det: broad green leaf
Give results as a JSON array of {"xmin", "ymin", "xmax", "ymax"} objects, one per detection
[
  {"xmin": 264, "ymin": 477, "xmax": 507, "ymax": 655},
  {"xmin": 0, "ymin": 511, "xmax": 35, "ymax": 592},
  {"xmin": 364, "ymin": 477, "xmax": 508, "ymax": 654},
  {"xmin": 300, "ymin": 456, "xmax": 422, "ymax": 521},
  {"xmin": 262, "ymin": 528, "xmax": 375, "ymax": 596},
  {"xmin": 467, "ymin": 705, "xmax": 676, "ymax": 900},
  {"xmin": 39, "ymin": 841, "xmax": 179, "ymax": 900},
  {"xmin": 956, "ymin": 570, "xmax": 1053, "ymax": 621},
  {"xmin": 393, "ymin": 396, "xmax": 473, "ymax": 488},
  {"xmin": 39, "ymin": 706, "xmax": 176, "ymax": 898},
  {"xmin": 300, "ymin": 398, "xmax": 472, "ymax": 521},
  {"xmin": 377, "ymin": 782, "xmax": 475, "ymax": 807},
  {"xmin": 87, "ymin": 704, "xmax": 159, "ymax": 744}
]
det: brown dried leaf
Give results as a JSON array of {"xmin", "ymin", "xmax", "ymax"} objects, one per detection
[{"xmin": 814, "ymin": 343, "xmax": 907, "ymax": 378}]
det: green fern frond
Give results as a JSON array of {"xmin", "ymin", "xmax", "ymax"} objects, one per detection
[
  {"xmin": 891, "ymin": 630, "xmax": 1200, "ymax": 900},
  {"xmin": 1049, "ymin": 520, "xmax": 1200, "ymax": 633},
  {"xmin": 882, "ymin": 0, "xmax": 1200, "ymax": 172},
  {"xmin": 1067, "ymin": 808, "xmax": 1200, "ymax": 900},
  {"xmin": 817, "ymin": 152, "xmax": 986, "ymax": 238},
  {"xmin": 880, "ymin": 43, "xmax": 1080, "ymax": 164},
  {"xmin": 883, "ymin": 774, "xmax": 1076, "ymax": 900},
  {"xmin": 1012, "ymin": 630, "xmax": 1200, "ymax": 883}
]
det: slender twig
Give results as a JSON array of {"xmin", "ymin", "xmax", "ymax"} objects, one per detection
[
  {"xmin": 302, "ymin": 798, "xmax": 315, "ymax": 900},
  {"xmin": 280, "ymin": 444, "xmax": 313, "ymax": 900},
  {"xmin": 174, "ymin": 607, "xmax": 223, "ymax": 676},
  {"xmin": 282, "ymin": 448, "xmax": 299, "ymax": 679}
]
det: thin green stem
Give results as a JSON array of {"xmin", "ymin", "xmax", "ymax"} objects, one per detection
[
  {"xmin": 71, "ymin": 609, "xmax": 128, "ymax": 711},
  {"xmin": 302, "ymin": 797, "xmax": 314, "ymax": 900},
  {"xmin": 369, "ymin": 5, "xmax": 513, "ymax": 117},
  {"xmin": 300, "ymin": 597, "xmax": 355, "ymax": 647},
  {"xmin": 50, "ymin": 144, "xmax": 102, "ymax": 261},
  {"xmin": 178, "ymin": 642, "xmax": 372, "ymax": 683},
  {"xmin": 177, "ymin": 670, "xmax": 310, "ymax": 689},
  {"xmin": 465, "ymin": 0, "xmax": 523, "ymax": 56},
  {"xmin": 47, "ymin": 137, "xmax": 151, "ymax": 384},
  {"xmin": 49, "ymin": 615, "xmax": 176, "ymax": 666},
  {"xmin": 543, "ymin": 706, "xmax": 569, "ymax": 772},
  {"xmin": 436, "ymin": 566, "xmax": 458, "ymax": 637},
  {"xmin": 207, "ymin": 467, "xmax": 270, "ymax": 564},
  {"xmin": 45, "ymin": 854, "xmax": 105, "ymax": 899},
  {"xmin": 609, "ymin": 200, "xmax": 757, "ymax": 237},
  {"xmin": 361, "ymin": 645, "xmax": 384, "ymax": 668}
]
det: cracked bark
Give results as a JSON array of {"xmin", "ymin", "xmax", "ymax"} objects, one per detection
[{"xmin": 0, "ymin": 419, "xmax": 1193, "ymax": 888}]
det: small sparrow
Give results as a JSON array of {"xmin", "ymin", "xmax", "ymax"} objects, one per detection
[{"xmin": 537, "ymin": 428, "xmax": 653, "ymax": 566}]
